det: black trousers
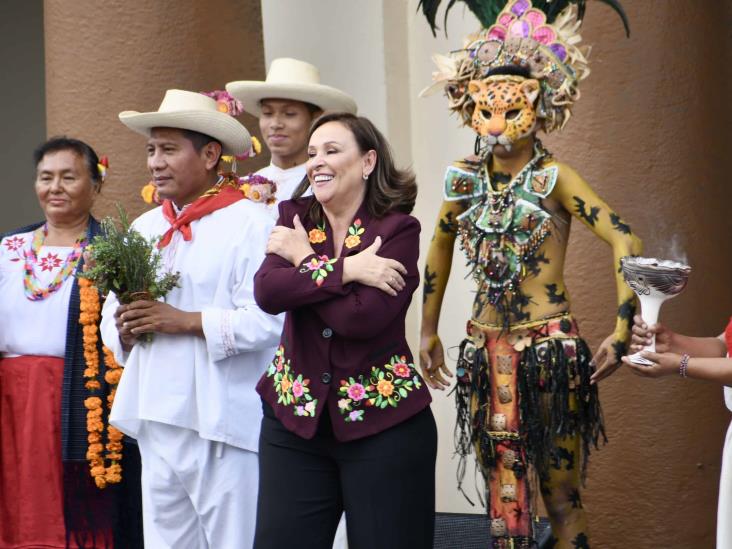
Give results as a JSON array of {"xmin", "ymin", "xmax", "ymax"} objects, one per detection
[{"xmin": 254, "ymin": 404, "xmax": 437, "ymax": 549}]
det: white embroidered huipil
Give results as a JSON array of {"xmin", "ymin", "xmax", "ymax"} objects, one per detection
[
  {"xmin": 0, "ymin": 232, "xmax": 73, "ymax": 357},
  {"xmin": 255, "ymin": 162, "xmax": 309, "ymax": 219},
  {"xmin": 101, "ymin": 198, "xmax": 283, "ymax": 452}
]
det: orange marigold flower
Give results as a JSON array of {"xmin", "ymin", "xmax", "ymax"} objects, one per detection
[
  {"xmin": 377, "ymin": 379, "xmax": 394, "ymax": 397},
  {"xmin": 280, "ymin": 377, "xmax": 292, "ymax": 394},
  {"xmin": 84, "ymin": 397, "xmax": 102, "ymax": 409},
  {"xmin": 85, "ymin": 380, "xmax": 101, "ymax": 390},
  {"xmin": 141, "ymin": 182, "xmax": 157, "ymax": 204},
  {"xmin": 308, "ymin": 228, "xmax": 327, "ymax": 244},
  {"xmin": 344, "ymin": 235, "xmax": 361, "ymax": 249},
  {"xmin": 104, "ymin": 369, "xmax": 123, "ymax": 385}
]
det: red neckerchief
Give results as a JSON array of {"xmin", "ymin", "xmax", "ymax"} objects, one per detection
[
  {"xmin": 725, "ymin": 317, "xmax": 732, "ymax": 356},
  {"xmin": 158, "ymin": 179, "xmax": 243, "ymax": 249}
]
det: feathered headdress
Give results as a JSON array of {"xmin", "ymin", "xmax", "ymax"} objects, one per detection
[{"xmin": 419, "ymin": 0, "xmax": 629, "ymax": 132}]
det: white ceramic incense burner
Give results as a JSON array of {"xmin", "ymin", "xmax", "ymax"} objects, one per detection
[{"xmin": 621, "ymin": 256, "xmax": 691, "ymax": 365}]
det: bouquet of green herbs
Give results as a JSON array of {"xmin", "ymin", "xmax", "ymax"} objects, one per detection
[{"xmin": 79, "ymin": 205, "xmax": 180, "ymax": 304}]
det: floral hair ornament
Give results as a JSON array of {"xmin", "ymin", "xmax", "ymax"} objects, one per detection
[
  {"xmin": 418, "ymin": 0, "xmax": 629, "ymax": 132},
  {"xmin": 201, "ymin": 89, "xmax": 245, "ymax": 116},
  {"xmin": 201, "ymin": 90, "xmax": 263, "ymax": 169},
  {"xmin": 238, "ymin": 173, "xmax": 277, "ymax": 205},
  {"xmin": 96, "ymin": 155, "xmax": 109, "ymax": 184}
]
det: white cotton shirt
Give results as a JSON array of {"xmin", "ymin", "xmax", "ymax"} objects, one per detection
[
  {"xmin": 255, "ymin": 162, "xmax": 309, "ymax": 219},
  {"xmin": 101, "ymin": 198, "xmax": 284, "ymax": 452},
  {"xmin": 0, "ymin": 231, "xmax": 75, "ymax": 358}
]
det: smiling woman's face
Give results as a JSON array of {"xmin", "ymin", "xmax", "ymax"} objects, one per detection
[
  {"xmin": 35, "ymin": 149, "xmax": 96, "ymax": 224},
  {"xmin": 306, "ymin": 121, "xmax": 374, "ymax": 209}
]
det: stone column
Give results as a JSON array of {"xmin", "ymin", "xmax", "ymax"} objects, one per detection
[{"xmin": 44, "ymin": 0, "xmax": 267, "ymax": 220}]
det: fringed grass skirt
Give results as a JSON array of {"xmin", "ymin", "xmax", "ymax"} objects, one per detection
[{"xmin": 453, "ymin": 313, "xmax": 605, "ymax": 548}]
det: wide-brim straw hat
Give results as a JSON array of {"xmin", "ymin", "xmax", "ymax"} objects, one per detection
[
  {"xmin": 119, "ymin": 89, "xmax": 251, "ymax": 156},
  {"xmin": 226, "ymin": 57, "xmax": 357, "ymax": 117}
]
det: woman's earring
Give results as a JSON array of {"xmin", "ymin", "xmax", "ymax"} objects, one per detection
[{"xmin": 362, "ymin": 173, "xmax": 369, "ymax": 180}]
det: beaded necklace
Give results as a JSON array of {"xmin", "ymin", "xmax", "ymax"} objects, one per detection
[{"xmin": 23, "ymin": 224, "xmax": 88, "ymax": 301}]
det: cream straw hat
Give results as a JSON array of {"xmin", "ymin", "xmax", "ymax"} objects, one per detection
[
  {"xmin": 226, "ymin": 58, "xmax": 357, "ymax": 117},
  {"xmin": 118, "ymin": 89, "xmax": 252, "ymax": 156}
]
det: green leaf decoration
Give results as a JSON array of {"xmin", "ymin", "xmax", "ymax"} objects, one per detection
[{"xmin": 79, "ymin": 203, "xmax": 180, "ymax": 304}]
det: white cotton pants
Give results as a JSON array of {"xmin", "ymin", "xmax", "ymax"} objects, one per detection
[{"xmin": 137, "ymin": 421, "xmax": 258, "ymax": 549}]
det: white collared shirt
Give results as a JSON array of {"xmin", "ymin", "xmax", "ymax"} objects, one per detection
[
  {"xmin": 101, "ymin": 199, "xmax": 283, "ymax": 452},
  {"xmin": 256, "ymin": 162, "xmax": 309, "ymax": 219}
]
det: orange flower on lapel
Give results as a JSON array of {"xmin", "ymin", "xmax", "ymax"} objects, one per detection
[
  {"xmin": 308, "ymin": 222, "xmax": 327, "ymax": 244},
  {"xmin": 344, "ymin": 218, "xmax": 365, "ymax": 249}
]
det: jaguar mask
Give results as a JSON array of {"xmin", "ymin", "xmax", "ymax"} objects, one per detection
[{"xmin": 468, "ymin": 76, "xmax": 540, "ymax": 154}]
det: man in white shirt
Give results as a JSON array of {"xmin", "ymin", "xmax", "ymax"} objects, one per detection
[
  {"xmin": 227, "ymin": 58, "xmax": 357, "ymax": 213},
  {"xmin": 101, "ymin": 89, "xmax": 282, "ymax": 548}
]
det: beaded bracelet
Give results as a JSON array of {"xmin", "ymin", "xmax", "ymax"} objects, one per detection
[{"xmin": 679, "ymin": 354, "xmax": 690, "ymax": 378}]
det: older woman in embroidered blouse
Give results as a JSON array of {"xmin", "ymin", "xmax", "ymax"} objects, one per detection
[
  {"xmin": 0, "ymin": 137, "xmax": 142, "ymax": 548},
  {"xmin": 252, "ymin": 113, "xmax": 436, "ymax": 549}
]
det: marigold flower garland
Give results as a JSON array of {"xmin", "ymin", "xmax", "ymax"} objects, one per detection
[{"xmin": 79, "ymin": 276, "xmax": 124, "ymax": 488}]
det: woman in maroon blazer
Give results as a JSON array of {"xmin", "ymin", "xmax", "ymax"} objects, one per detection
[{"xmin": 253, "ymin": 113, "xmax": 436, "ymax": 549}]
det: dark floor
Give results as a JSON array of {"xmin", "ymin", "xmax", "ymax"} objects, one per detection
[{"xmin": 434, "ymin": 513, "xmax": 551, "ymax": 548}]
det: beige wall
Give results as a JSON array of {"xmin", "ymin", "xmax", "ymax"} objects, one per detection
[{"xmin": 44, "ymin": 0, "xmax": 267, "ymax": 222}]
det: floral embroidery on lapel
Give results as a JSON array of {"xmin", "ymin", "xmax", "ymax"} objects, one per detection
[
  {"xmin": 299, "ymin": 255, "xmax": 338, "ymax": 287},
  {"xmin": 344, "ymin": 218, "xmax": 365, "ymax": 249},
  {"xmin": 266, "ymin": 345, "xmax": 318, "ymax": 417},
  {"xmin": 337, "ymin": 355, "xmax": 422, "ymax": 423},
  {"xmin": 308, "ymin": 222, "xmax": 327, "ymax": 244}
]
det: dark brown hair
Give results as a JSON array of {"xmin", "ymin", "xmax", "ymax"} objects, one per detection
[
  {"xmin": 292, "ymin": 112, "xmax": 417, "ymax": 222},
  {"xmin": 34, "ymin": 136, "xmax": 103, "ymax": 186}
]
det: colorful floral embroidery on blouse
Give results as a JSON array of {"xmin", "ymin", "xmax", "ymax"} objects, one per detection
[
  {"xmin": 337, "ymin": 355, "xmax": 422, "ymax": 422},
  {"xmin": 299, "ymin": 255, "xmax": 338, "ymax": 287},
  {"xmin": 2, "ymin": 236, "xmax": 26, "ymax": 261},
  {"xmin": 266, "ymin": 345, "xmax": 318, "ymax": 417},
  {"xmin": 3, "ymin": 236, "xmax": 25, "ymax": 252},
  {"xmin": 344, "ymin": 218, "xmax": 365, "ymax": 249},
  {"xmin": 308, "ymin": 222, "xmax": 327, "ymax": 244}
]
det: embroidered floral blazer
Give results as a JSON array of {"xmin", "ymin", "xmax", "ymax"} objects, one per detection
[{"xmin": 254, "ymin": 197, "xmax": 431, "ymax": 441}]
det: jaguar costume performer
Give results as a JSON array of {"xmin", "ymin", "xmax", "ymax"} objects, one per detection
[{"xmin": 417, "ymin": 1, "xmax": 640, "ymax": 547}]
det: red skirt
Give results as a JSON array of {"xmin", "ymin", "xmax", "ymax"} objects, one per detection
[{"xmin": 0, "ymin": 355, "xmax": 75, "ymax": 548}]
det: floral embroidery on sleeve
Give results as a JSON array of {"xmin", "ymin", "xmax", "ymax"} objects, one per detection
[
  {"xmin": 344, "ymin": 218, "xmax": 365, "ymax": 249},
  {"xmin": 337, "ymin": 355, "xmax": 422, "ymax": 423},
  {"xmin": 308, "ymin": 222, "xmax": 327, "ymax": 244},
  {"xmin": 299, "ymin": 255, "xmax": 338, "ymax": 287},
  {"xmin": 266, "ymin": 345, "xmax": 318, "ymax": 417}
]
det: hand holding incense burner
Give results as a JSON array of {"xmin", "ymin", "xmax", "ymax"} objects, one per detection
[{"xmin": 621, "ymin": 256, "xmax": 691, "ymax": 365}]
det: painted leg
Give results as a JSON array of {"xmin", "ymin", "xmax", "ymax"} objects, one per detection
[{"xmin": 539, "ymin": 431, "xmax": 589, "ymax": 549}]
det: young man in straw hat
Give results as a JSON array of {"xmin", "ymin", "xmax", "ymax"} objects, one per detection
[
  {"xmin": 227, "ymin": 58, "xmax": 356, "ymax": 549},
  {"xmin": 100, "ymin": 89, "xmax": 283, "ymax": 548},
  {"xmin": 227, "ymin": 57, "xmax": 357, "ymax": 215}
]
